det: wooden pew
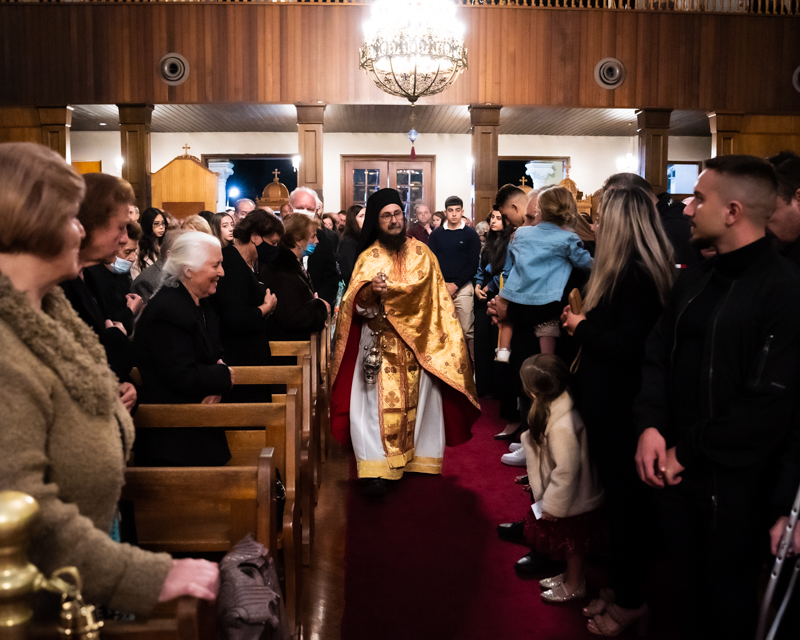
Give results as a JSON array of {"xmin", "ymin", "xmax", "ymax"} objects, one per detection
[
  {"xmin": 232, "ymin": 360, "xmax": 316, "ymax": 567},
  {"xmin": 271, "ymin": 339, "xmax": 324, "ymax": 503},
  {"xmin": 124, "ymin": 394, "xmax": 302, "ymax": 633}
]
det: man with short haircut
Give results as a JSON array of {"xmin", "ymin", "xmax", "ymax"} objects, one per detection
[
  {"xmin": 279, "ymin": 203, "xmax": 293, "ymax": 219},
  {"xmin": 428, "ymin": 195, "xmax": 481, "ymax": 364},
  {"xmin": 288, "ymin": 186, "xmax": 339, "ymax": 307},
  {"xmin": 634, "ymin": 155, "xmax": 800, "ymax": 640},
  {"xmin": 234, "ymin": 198, "xmax": 256, "ymax": 225},
  {"xmin": 494, "ymin": 184, "xmax": 529, "ymax": 228},
  {"xmin": 330, "ymin": 189, "xmax": 479, "ymax": 497},
  {"xmin": 767, "ymin": 151, "xmax": 800, "ymax": 266},
  {"xmin": 406, "ymin": 203, "xmax": 433, "ymax": 244}
]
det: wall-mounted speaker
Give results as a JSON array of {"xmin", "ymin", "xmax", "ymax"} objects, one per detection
[
  {"xmin": 793, "ymin": 66, "xmax": 800, "ymax": 93},
  {"xmin": 158, "ymin": 53, "xmax": 190, "ymax": 86},
  {"xmin": 594, "ymin": 58, "xmax": 626, "ymax": 90}
]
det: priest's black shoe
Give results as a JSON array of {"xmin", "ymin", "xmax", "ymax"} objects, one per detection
[
  {"xmin": 497, "ymin": 521, "xmax": 525, "ymax": 542},
  {"xmin": 515, "ymin": 550, "xmax": 558, "ymax": 578},
  {"xmin": 360, "ymin": 478, "xmax": 388, "ymax": 498}
]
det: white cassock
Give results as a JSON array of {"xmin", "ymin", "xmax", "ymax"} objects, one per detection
[{"xmin": 349, "ymin": 300, "xmax": 446, "ymax": 480}]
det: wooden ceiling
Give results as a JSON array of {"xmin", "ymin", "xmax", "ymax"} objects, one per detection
[{"xmin": 70, "ymin": 104, "xmax": 711, "ymax": 137}]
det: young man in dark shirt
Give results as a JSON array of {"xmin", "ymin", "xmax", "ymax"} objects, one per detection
[
  {"xmin": 427, "ymin": 195, "xmax": 481, "ymax": 364},
  {"xmin": 634, "ymin": 155, "xmax": 800, "ymax": 640}
]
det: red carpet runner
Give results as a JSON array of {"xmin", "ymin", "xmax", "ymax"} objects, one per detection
[{"xmin": 341, "ymin": 399, "xmax": 596, "ymax": 640}]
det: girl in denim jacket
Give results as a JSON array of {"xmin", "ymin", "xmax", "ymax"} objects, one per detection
[{"xmin": 495, "ymin": 186, "xmax": 593, "ymax": 362}]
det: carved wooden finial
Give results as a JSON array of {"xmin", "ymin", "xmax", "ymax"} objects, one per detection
[
  {"xmin": 182, "ymin": 144, "xmax": 190, "ymax": 155},
  {"xmin": 272, "ymin": 169, "xmax": 281, "ymax": 181}
]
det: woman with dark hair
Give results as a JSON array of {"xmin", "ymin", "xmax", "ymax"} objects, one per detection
[
  {"xmin": 259, "ymin": 214, "xmax": 329, "ymax": 341},
  {"xmin": 337, "ymin": 204, "xmax": 366, "ymax": 285},
  {"xmin": 0, "ymin": 143, "xmax": 218, "ymax": 620},
  {"xmin": 322, "ymin": 213, "xmax": 338, "ymax": 232},
  {"xmin": 211, "ymin": 212, "xmax": 235, "ymax": 247},
  {"xmin": 134, "ymin": 207, "xmax": 166, "ymax": 278},
  {"xmin": 473, "ymin": 209, "xmax": 514, "ymax": 403},
  {"xmin": 431, "ymin": 210, "xmax": 445, "ymax": 229},
  {"xmin": 211, "ymin": 208, "xmax": 280, "ymax": 367}
]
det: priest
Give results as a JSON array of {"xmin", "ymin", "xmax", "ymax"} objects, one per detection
[{"xmin": 331, "ymin": 189, "xmax": 480, "ymax": 497}]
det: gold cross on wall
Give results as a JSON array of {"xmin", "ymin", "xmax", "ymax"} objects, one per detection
[{"xmin": 182, "ymin": 144, "xmax": 190, "ymax": 155}]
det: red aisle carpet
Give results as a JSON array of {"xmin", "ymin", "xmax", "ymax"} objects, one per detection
[{"xmin": 341, "ymin": 399, "xmax": 596, "ymax": 640}]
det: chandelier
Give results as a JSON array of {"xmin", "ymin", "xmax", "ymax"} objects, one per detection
[{"xmin": 359, "ymin": 0, "xmax": 468, "ymax": 104}]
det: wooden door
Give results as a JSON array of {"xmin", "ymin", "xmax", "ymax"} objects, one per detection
[{"xmin": 341, "ymin": 156, "xmax": 435, "ymax": 220}]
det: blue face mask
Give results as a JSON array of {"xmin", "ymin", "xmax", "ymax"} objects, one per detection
[
  {"xmin": 303, "ymin": 242, "xmax": 318, "ymax": 257},
  {"xmin": 111, "ymin": 257, "xmax": 133, "ymax": 275}
]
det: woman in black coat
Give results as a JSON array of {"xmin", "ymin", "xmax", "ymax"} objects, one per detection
[
  {"xmin": 337, "ymin": 204, "xmax": 365, "ymax": 286},
  {"xmin": 260, "ymin": 214, "xmax": 329, "ymax": 341},
  {"xmin": 561, "ymin": 186, "xmax": 676, "ymax": 636},
  {"xmin": 211, "ymin": 209, "xmax": 281, "ymax": 366},
  {"xmin": 134, "ymin": 231, "xmax": 233, "ymax": 467}
]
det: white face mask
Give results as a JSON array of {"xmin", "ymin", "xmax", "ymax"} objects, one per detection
[
  {"xmin": 111, "ymin": 257, "xmax": 133, "ymax": 275},
  {"xmin": 292, "ymin": 208, "xmax": 316, "ymax": 219}
]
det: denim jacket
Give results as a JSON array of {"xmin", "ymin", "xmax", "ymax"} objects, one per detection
[{"xmin": 501, "ymin": 222, "xmax": 593, "ymax": 306}]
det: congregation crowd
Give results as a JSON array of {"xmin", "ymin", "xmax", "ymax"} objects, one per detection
[{"xmin": 2, "ymin": 138, "xmax": 800, "ymax": 639}]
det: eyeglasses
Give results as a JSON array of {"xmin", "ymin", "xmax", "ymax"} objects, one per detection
[
  {"xmin": 152, "ymin": 221, "xmax": 166, "ymax": 228},
  {"xmin": 380, "ymin": 211, "xmax": 405, "ymax": 222}
]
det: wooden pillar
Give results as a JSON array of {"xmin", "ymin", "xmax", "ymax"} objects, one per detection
[
  {"xmin": 0, "ymin": 107, "xmax": 43, "ymax": 145},
  {"xmin": 708, "ymin": 112, "xmax": 744, "ymax": 157},
  {"xmin": 118, "ymin": 104, "xmax": 153, "ymax": 211},
  {"xmin": 470, "ymin": 104, "xmax": 502, "ymax": 220},
  {"xmin": 636, "ymin": 109, "xmax": 672, "ymax": 195},
  {"xmin": 296, "ymin": 104, "xmax": 326, "ymax": 200},
  {"xmin": 38, "ymin": 107, "xmax": 73, "ymax": 162}
]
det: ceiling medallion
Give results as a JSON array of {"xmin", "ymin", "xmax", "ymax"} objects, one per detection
[{"xmin": 359, "ymin": 0, "xmax": 468, "ymax": 158}]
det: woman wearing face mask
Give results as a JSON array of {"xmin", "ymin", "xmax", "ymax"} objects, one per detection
[
  {"xmin": 259, "ymin": 214, "xmax": 330, "ymax": 341},
  {"xmin": 83, "ymin": 222, "xmax": 144, "ymax": 336},
  {"xmin": 210, "ymin": 209, "xmax": 280, "ymax": 373}
]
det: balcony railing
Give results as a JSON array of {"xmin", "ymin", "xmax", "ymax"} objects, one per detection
[{"xmin": 1, "ymin": 0, "xmax": 796, "ymax": 16}]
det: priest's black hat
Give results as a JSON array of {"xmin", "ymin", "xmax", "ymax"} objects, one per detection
[{"xmin": 356, "ymin": 188, "xmax": 405, "ymax": 256}]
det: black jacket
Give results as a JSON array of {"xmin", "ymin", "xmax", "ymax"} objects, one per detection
[
  {"xmin": 337, "ymin": 235, "xmax": 359, "ymax": 286},
  {"xmin": 307, "ymin": 226, "xmax": 340, "ymax": 307},
  {"xmin": 634, "ymin": 238, "xmax": 800, "ymax": 506},
  {"xmin": 133, "ymin": 282, "xmax": 232, "ymax": 467},
  {"xmin": 574, "ymin": 264, "xmax": 664, "ymax": 460},
  {"xmin": 211, "ymin": 244, "xmax": 272, "ymax": 366},
  {"xmin": 656, "ymin": 193, "xmax": 701, "ymax": 268},
  {"xmin": 84, "ymin": 264, "xmax": 135, "ymax": 335},
  {"xmin": 60, "ymin": 276, "xmax": 134, "ymax": 381},
  {"xmin": 259, "ymin": 245, "xmax": 329, "ymax": 341}
]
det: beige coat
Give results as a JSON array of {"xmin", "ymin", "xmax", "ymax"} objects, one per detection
[
  {"xmin": 522, "ymin": 391, "xmax": 605, "ymax": 519},
  {"xmin": 0, "ymin": 273, "xmax": 172, "ymax": 617}
]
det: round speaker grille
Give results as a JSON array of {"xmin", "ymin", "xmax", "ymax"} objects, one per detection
[
  {"xmin": 158, "ymin": 53, "xmax": 190, "ymax": 86},
  {"xmin": 594, "ymin": 58, "xmax": 626, "ymax": 90}
]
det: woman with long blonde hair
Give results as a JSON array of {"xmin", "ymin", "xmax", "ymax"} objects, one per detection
[{"xmin": 561, "ymin": 184, "xmax": 675, "ymax": 636}]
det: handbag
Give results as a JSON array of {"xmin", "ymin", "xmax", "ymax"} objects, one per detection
[{"xmin": 568, "ymin": 288, "xmax": 583, "ymax": 375}]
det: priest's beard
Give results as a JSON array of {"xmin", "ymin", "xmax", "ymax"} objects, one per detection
[{"xmin": 377, "ymin": 223, "xmax": 408, "ymax": 254}]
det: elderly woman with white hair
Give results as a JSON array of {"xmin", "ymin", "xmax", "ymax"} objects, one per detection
[{"xmin": 134, "ymin": 231, "xmax": 234, "ymax": 467}]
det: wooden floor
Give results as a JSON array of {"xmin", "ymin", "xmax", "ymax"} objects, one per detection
[{"xmin": 300, "ymin": 442, "xmax": 349, "ymax": 640}]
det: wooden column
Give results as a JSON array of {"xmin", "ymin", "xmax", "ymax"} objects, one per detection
[
  {"xmin": 38, "ymin": 107, "xmax": 73, "ymax": 162},
  {"xmin": 0, "ymin": 108, "xmax": 42, "ymax": 145},
  {"xmin": 296, "ymin": 104, "xmax": 326, "ymax": 200},
  {"xmin": 470, "ymin": 104, "xmax": 502, "ymax": 220},
  {"xmin": 636, "ymin": 109, "xmax": 672, "ymax": 195},
  {"xmin": 708, "ymin": 112, "xmax": 743, "ymax": 158},
  {"xmin": 118, "ymin": 104, "xmax": 153, "ymax": 211}
]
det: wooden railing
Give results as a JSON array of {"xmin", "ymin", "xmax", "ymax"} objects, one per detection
[{"xmin": 0, "ymin": 0, "xmax": 796, "ymax": 16}]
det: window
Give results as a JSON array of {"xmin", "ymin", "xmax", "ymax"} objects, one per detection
[{"xmin": 667, "ymin": 162, "xmax": 701, "ymax": 197}]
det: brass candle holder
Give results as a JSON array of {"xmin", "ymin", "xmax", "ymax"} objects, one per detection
[{"xmin": 0, "ymin": 491, "xmax": 102, "ymax": 640}]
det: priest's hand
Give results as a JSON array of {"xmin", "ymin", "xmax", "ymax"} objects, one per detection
[{"xmin": 371, "ymin": 273, "xmax": 388, "ymax": 296}]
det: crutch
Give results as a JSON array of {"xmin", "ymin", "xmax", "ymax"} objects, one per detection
[{"xmin": 756, "ymin": 481, "xmax": 800, "ymax": 640}]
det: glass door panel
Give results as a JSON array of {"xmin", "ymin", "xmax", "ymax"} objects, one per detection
[{"xmin": 389, "ymin": 161, "xmax": 431, "ymax": 222}]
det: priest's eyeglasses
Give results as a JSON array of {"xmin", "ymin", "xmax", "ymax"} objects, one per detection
[{"xmin": 380, "ymin": 211, "xmax": 405, "ymax": 222}]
